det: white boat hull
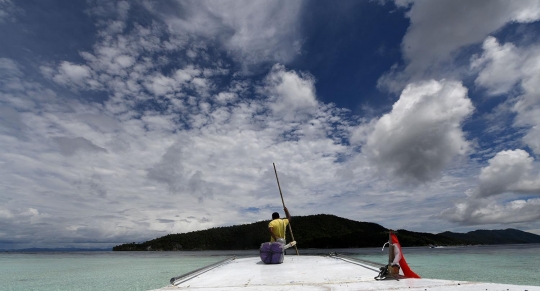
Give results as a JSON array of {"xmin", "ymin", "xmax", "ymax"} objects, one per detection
[{"xmin": 152, "ymin": 255, "xmax": 540, "ymax": 291}]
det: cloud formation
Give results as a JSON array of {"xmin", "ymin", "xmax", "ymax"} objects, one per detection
[
  {"xmin": 361, "ymin": 80, "xmax": 473, "ymax": 182},
  {"xmin": 0, "ymin": 0, "xmax": 18, "ymax": 23},
  {"xmin": 263, "ymin": 64, "xmax": 318, "ymax": 120},
  {"xmin": 472, "ymin": 36, "xmax": 540, "ymax": 155},
  {"xmin": 156, "ymin": 0, "xmax": 304, "ymax": 70},
  {"xmin": 476, "ymin": 150, "xmax": 540, "ymax": 197},
  {"xmin": 2, "ymin": 0, "xmax": 540, "ymax": 249},
  {"xmin": 440, "ymin": 149, "xmax": 540, "ymax": 225},
  {"xmin": 53, "ymin": 136, "xmax": 108, "ymax": 156},
  {"xmin": 1, "ymin": 51, "xmax": 356, "ymax": 248},
  {"xmin": 436, "ymin": 35, "xmax": 540, "ymax": 227},
  {"xmin": 380, "ymin": 0, "xmax": 540, "ymax": 91},
  {"xmin": 441, "ymin": 197, "xmax": 540, "ymax": 225},
  {"xmin": 471, "ymin": 37, "xmax": 524, "ymax": 96}
]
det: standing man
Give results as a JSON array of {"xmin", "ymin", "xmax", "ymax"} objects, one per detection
[{"xmin": 268, "ymin": 207, "xmax": 291, "ymax": 243}]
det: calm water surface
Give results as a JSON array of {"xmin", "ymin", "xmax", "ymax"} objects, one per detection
[
  {"xmin": 347, "ymin": 244, "xmax": 540, "ymax": 286},
  {"xmin": 1, "ymin": 244, "xmax": 539, "ymax": 291}
]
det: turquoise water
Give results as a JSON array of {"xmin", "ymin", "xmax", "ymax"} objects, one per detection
[
  {"xmin": 0, "ymin": 252, "xmax": 228, "ymax": 291},
  {"xmin": 348, "ymin": 244, "xmax": 540, "ymax": 286},
  {"xmin": 1, "ymin": 244, "xmax": 539, "ymax": 290}
]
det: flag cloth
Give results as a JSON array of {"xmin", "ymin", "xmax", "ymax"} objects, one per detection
[{"xmin": 390, "ymin": 233, "xmax": 421, "ymax": 278}]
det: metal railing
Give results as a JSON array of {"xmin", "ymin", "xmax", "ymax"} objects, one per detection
[
  {"xmin": 328, "ymin": 252, "xmax": 383, "ymax": 272},
  {"xmin": 170, "ymin": 256, "xmax": 236, "ymax": 286}
]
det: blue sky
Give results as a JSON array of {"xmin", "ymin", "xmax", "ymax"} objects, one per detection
[{"xmin": 1, "ymin": 0, "xmax": 540, "ymax": 250}]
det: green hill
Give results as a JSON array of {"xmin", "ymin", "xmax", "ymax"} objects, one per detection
[
  {"xmin": 114, "ymin": 214, "xmax": 531, "ymax": 251},
  {"xmin": 438, "ymin": 229, "xmax": 540, "ymax": 244}
]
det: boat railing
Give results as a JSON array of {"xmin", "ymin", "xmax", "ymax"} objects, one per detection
[
  {"xmin": 170, "ymin": 256, "xmax": 236, "ymax": 286},
  {"xmin": 328, "ymin": 252, "xmax": 383, "ymax": 272}
]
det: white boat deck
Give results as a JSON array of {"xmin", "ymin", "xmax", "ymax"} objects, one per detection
[{"xmin": 152, "ymin": 255, "xmax": 540, "ymax": 291}]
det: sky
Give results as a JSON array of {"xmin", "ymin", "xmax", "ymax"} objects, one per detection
[{"xmin": 1, "ymin": 0, "xmax": 540, "ymax": 250}]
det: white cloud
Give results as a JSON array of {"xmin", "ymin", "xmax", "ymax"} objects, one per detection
[
  {"xmin": 5, "ymin": 1, "xmax": 540, "ymax": 249},
  {"xmin": 214, "ymin": 92, "xmax": 237, "ymax": 104},
  {"xmin": 471, "ymin": 36, "xmax": 540, "ymax": 155},
  {"xmin": 1, "ymin": 58, "xmax": 59, "ymax": 111},
  {"xmin": 380, "ymin": 0, "xmax": 540, "ymax": 91},
  {"xmin": 0, "ymin": 0, "xmax": 18, "ymax": 23},
  {"xmin": 522, "ymin": 126, "xmax": 540, "ymax": 156},
  {"xmin": 0, "ymin": 57, "xmax": 22, "ymax": 76},
  {"xmin": 2, "ymin": 56, "xmax": 364, "ymax": 248},
  {"xmin": 439, "ymin": 149, "xmax": 540, "ymax": 225},
  {"xmin": 77, "ymin": 113, "xmax": 121, "ymax": 133},
  {"xmin": 262, "ymin": 64, "xmax": 319, "ymax": 121},
  {"xmin": 471, "ymin": 37, "xmax": 523, "ymax": 96},
  {"xmin": 114, "ymin": 55, "xmax": 135, "ymax": 68},
  {"xmin": 0, "ymin": 207, "xmax": 13, "ymax": 219},
  {"xmin": 0, "ymin": 106, "xmax": 28, "ymax": 139},
  {"xmin": 0, "ymin": 1, "xmax": 476, "ymax": 249},
  {"xmin": 42, "ymin": 61, "xmax": 104, "ymax": 92},
  {"xmin": 52, "ymin": 136, "xmax": 108, "ymax": 156},
  {"xmin": 144, "ymin": 74, "xmax": 176, "ymax": 97},
  {"xmin": 361, "ymin": 79, "xmax": 473, "ymax": 182},
  {"xmin": 156, "ymin": 0, "xmax": 304, "ymax": 69},
  {"xmin": 440, "ymin": 197, "xmax": 540, "ymax": 225},
  {"xmin": 477, "ymin": 149, "xmax": 540, "ymax": 197}
]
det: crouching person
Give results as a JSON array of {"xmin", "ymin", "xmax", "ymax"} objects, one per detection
[{"xmin": 260, "ymin": 207, "xmax": 295, "ymax": 264}]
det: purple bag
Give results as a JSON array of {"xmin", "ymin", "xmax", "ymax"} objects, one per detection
[{"xmin": 259, "ymin": 242, "xmax": 284, "ymax": 264}]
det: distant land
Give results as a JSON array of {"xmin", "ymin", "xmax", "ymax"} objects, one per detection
[
  {"xmin": 1, "ymin": 248, "xmax": 111, "ymax": 252},
  {"xmin": 112, "ymin": 214, "xmax": 540, "ymax": 251}
]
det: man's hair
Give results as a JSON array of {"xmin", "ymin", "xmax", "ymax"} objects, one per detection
[{"xmin": 272, "ymin": 212, "xmax": 280, "ymax": 219}]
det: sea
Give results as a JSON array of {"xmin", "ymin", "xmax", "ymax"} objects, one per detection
[{"xmin": 1, "ymin": 244, "xmax": 539, "ymax": 290}]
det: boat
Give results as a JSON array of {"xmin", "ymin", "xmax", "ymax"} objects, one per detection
[
  {"xmin": 151, "ymin": 253, "xmax": 540, "ymax": 291},
  {"xmin": 150, "ymin": 230, "xmax": 540, "ymax": 291},
  {"xmin": 429, "ymin": 245, "xmax": 445, "ymax": 248}
]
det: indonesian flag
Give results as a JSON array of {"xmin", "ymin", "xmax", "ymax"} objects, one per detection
[{"xmin": 391, "ymin": 233, "xmax": 421, "ymax": 278}]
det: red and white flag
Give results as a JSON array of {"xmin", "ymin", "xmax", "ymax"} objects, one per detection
[{"xmin": 391, "ymin": 233, "xmax": 421, "ymax": 278}]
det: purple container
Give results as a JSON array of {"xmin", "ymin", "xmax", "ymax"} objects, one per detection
[{"xmin": 259, "ymin": 242, "xmax": 284, "ymax": 264}]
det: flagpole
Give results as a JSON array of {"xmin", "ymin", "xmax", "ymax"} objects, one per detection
[
  {"xmin": 388, "ymin": 230, "xmax": 394, "ymax": 264},
  {"xmin": 273, "ymin": 163, "xmax": 299, "ymax": 255}
]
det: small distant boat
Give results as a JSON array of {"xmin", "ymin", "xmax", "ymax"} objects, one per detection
[{"xmin": 429, "ymin": 245, "xmax": 445, "ymax": 248}]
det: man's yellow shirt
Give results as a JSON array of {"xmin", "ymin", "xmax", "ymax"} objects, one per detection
[{"xmin": 268, "ymin": 218, "xmax": 289, "ymax": 242}]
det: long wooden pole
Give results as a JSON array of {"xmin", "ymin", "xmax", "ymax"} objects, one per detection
[{"xmin": 273, "ymin": 163, "xmax": 299, "ymax": 255}]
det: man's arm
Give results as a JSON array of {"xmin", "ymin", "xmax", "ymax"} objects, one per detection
[
  {"xmin": 284, "ymin": 207, "xmax": 291, "ymax": 221},
  {"xmin": 268, "ymin": 226, "xmax": 277, "ymax": 241}
]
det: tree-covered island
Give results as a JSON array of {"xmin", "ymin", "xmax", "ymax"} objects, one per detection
[{"xmin": 113, "ymin": 214, "xmax": 540, "ymax": 251}]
